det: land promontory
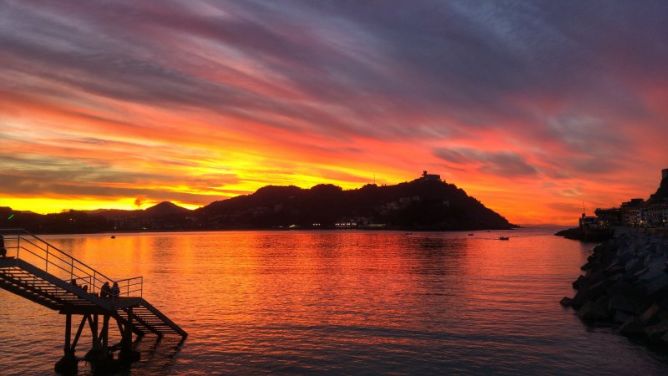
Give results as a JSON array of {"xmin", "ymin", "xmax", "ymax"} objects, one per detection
[{"xmin": 0, "ymin": 174, "xmax": 514, "ymax": 233}]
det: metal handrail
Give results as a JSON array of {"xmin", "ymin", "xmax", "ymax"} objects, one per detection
[
  {"xmin": 2, "ymin": 229, "xmax": 115, "ymax": 281},
  {"xmin": 0, "ymin": 228, "xmax": 143, "ymax": 297},
  {"xmin": 17, "ymin": 246, "xmax": 96, "ymax": 289}
]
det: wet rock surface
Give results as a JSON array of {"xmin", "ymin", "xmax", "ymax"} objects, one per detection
[
  {"xmin": 556, "ymin": 227, "xmax": 613, "ymax": 242},
  {"xmin": 563, "ymin": 230, "xmax": 668, "ymax": 350}
]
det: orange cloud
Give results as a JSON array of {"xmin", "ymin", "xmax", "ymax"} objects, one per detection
[{"xmin": 2, "ymin": 1, "xmax": 668, "ymax": 225}]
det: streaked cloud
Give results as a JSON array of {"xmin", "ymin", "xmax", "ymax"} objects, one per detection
[
  {"xmin": 434, "ymin": 148, "xmax": 538, "ymax": 177},
  {"xmin": 1, "ymin": 0, "xmax": 667, "ymax": 223}
]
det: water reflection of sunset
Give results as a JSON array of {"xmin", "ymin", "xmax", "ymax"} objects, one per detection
[
  {"xmin": 46, "ymin": 231, "xmax": 589, "ymax": 332},
  {"xmin": 2, "ymin": 230, "xmax": 664, "ymax": 374}
]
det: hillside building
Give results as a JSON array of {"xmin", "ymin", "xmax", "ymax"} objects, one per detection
[
  {"xmin": 421, "ymin": 170, "xmax": 441, "ymax": 182},
  {"xmin": 590, "ymin": 168, "xmax": 668, "ymax": 229}
]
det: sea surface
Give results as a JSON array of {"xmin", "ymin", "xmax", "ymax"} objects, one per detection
[{"xmin": 1, "ymin": 229, "xmax": 668, "ymax": 375}]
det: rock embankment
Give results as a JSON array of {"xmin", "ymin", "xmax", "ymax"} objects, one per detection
[
  {"xmin": 561, "ymin": 230, "xmax": 668, "ymax": 348},
  {"xmin": 555, "ymin": 227, "xmax": 613, "ymax": 242}
]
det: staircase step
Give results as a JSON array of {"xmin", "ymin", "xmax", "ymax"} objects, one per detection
[{"xmin": 1, "ymin": 230, "xmax": 187, "ymax": 340}]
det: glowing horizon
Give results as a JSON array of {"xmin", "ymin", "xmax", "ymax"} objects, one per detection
[{"xmin": 1, "ymin": 1, "xmax": 667, "ymax": 225}]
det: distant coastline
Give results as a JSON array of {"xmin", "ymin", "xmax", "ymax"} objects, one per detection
[
  {"xmin": 556, "ymin": 168, "xmax": 668, "ymax": 242},
  {"xmin": 1, "ymin": 172, "xmax": 515, "ymax": 235}
]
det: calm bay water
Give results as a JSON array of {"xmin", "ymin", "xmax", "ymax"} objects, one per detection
[{"xmin": 1, "ymin": 229, "xmax": 668, "ymax": 375}]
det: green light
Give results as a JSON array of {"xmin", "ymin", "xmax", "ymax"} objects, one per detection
[{"xmin": 8, "ymin": 214, "xmax": 14, "ymax": 220}]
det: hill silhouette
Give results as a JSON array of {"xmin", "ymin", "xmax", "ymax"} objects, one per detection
[
  {"xmin": 145, "ymin": 201, "xmax": 191, "ymax": 216},
  {"xmin": 197, "ymin": 177, "xmax": 512, "ymax": 230},
  {"xmin": 0, "ymin": 177, "xmax": 513, "ymax": 233},
  {"xmin": 648, "ymin": 173, "xmax": 668, "ymax": 203}
]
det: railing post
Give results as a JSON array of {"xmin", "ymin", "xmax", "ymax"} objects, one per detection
[
  {"xmin": 45, "ymin": 244, "xmax": 49, "ymax": 272},
  {"xmin": 16, "ymin": 235, "xmax": 20, "ymax": 259}
]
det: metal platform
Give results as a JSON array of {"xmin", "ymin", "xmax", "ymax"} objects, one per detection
[{"xmin": 0, "ymin": 229, "xmax": 186, "ymax": 371}]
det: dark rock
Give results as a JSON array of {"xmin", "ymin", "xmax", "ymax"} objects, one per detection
[
  {"xmin": 626, "ymin": 259, "xmax": 645, "ymax": 276},
  {"xmin": 560, "ymin": 297, "xmax": 574, "ymax": 307},
  {"xmin": 661, "ymin": 332, "xmax": 668, "ymax": 346},
  {"xmin": 572, "ymin": 280, "xmax": 608, "ymax": 308},
  {"xmin": 564, "ymin": 230, "xmax": 668, "ymax": 352},
  {"xmin": 556, "ymin": 227, "xmax": 613, "ymax": 242},
  {"xmin": 605, "ymin": 263, "xmax": 625, "ymax": 277},
  {"xmin": 640, "ymin": 303, "xmax": 660, "ymax": 324},
  {"xmin": 585, "ymin": 270, "xmax": 608, "ymax": 288},
  {"xmin": 572, "ymin": 275, "xmax": 587, "ymax": 290},
  {"xmin": 634, "ymin": 267, "xmax": 650, "ymax": 279},
  {"xmin": 617, "ymin": 252, "xmax": 634, "ymax": 266},
  {"xmin": 577, "ymin": 297, "xmax": 610, "ymax": 322},
  {"xmin": 607, "ymin": 279, "xmax": 640, "ymax": 296},
  {"xmin": 620, "ymin": 317, "xmax": 645, "ymax": 338},
  {"xmin": 608, "ymin": 294, "xmax": 638, "ymax": 314},
  {"xmin": 613, "ymin": 310, "xmax": 633, "ymax": 324},
  {"xmin": 657, "ymin": 295, "xmax": 668, "ymax": 311},
  {"xmin": 644, "ymin": 319, "xmax": 668, "ymax": 343},
  {"xmin": 645, "ymin": 274, "xmax": 668, "ymax": 296}
]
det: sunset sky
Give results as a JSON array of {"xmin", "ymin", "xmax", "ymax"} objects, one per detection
[{"xmin": 1, "ymin": 0, "xmax": 667, "ymax": 225}]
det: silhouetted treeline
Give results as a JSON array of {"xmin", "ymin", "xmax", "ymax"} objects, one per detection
[{"xmin": 1, "ymin": 178, "xmax": 514, "ymax": 234}]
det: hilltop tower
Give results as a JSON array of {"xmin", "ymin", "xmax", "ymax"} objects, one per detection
[
  {"xmin": 421, "ymin": 170, "xmax": 441, "ymax": 182},
  {"xmin": 662, "ymin": 168, "xmax": 668, "ymax": 180}
]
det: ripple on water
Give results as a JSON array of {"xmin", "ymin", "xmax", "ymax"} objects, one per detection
[{"xmin": 1, "ymin": 230, "xmax": 668, "ymax": 375}]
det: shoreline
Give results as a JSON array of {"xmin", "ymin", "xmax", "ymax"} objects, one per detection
[
  {"xmin": 2, "ymin": 223, "xmax": 520, "ymax": 236},
  {"xmin": 7, "ymin": 226, "xmax": 521, "ymax": 237},
  {"xmin": 554, "ymin": 226, "xmax": 614, "ymax": 242},
  {"xmin": 561, "ymin": 228, "xmax": 668, "ymax": 350}
]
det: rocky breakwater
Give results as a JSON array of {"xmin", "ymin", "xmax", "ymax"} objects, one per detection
[
  {"xmin": 555, "ymin": 227, "xmax": 613, "ymax": 242},
  {"xmin": 561, "ymin": 230, "xmax": 668, "ymax": 349}
]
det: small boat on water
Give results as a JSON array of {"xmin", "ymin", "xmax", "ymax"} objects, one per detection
[
  {"xmin": 499, "ymin": 236, "xmax": 510, "ymax": 241},
  {"xmin": 468, "ymin": 233, "xmax": 474, "ymax": 236},
  {"xmin": 110, "ymin": 235, "xmax": 116, "ymax": 239}
]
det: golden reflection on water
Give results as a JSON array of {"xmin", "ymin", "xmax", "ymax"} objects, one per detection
[{"xmin": 2, "ymin": 230, "xmax": 668, "ymax": 375}]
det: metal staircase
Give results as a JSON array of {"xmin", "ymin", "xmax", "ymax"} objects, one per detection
[{"xmin": 0, "ymin": 229, "xmax": 186, "ymax": 370}]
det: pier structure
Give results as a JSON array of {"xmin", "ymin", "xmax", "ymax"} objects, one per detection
[{"xmin": 0, "ymin": 229, "xmax": 187, "ymax": 373}]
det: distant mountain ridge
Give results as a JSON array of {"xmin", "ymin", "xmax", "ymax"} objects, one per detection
[
  {"xmin": 87, "ymin": 201, "xmax": 190, "ymax": 219},
  {"xmin": 145, "ymin": 201, "xmax": 191, "ymax": 216},
  {"xmin": 1, "ymin": 175, "xmax": 514, "ymax": 233}
]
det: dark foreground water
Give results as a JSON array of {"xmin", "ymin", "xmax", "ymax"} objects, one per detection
[{"xmin": 1, "ymin": 229, "xmax": 668, "ymax": 375}]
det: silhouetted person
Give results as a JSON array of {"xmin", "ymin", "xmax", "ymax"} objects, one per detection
[
  {"xmin": 100, "ymin": 282, "xmax": 111, "ymax": 299},
  {"xmin": 70, "ymin": 279, "xmax": 78, "ymax": 288},
  {"xmin": 111, "ymin": 282, "xmax": 120, "ymax": 301},
  {"xmin": 0, "ymin": 235, "xmax": 6, "ymax": 258}
]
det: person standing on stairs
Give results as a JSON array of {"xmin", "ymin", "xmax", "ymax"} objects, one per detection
[
  {"xmin": 101, "ymin": 281, "xmax": 111, "ymax": 299},
  {"xmin": 111, "ymin": 282, "xmax": 120, "ymax": 302}
]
